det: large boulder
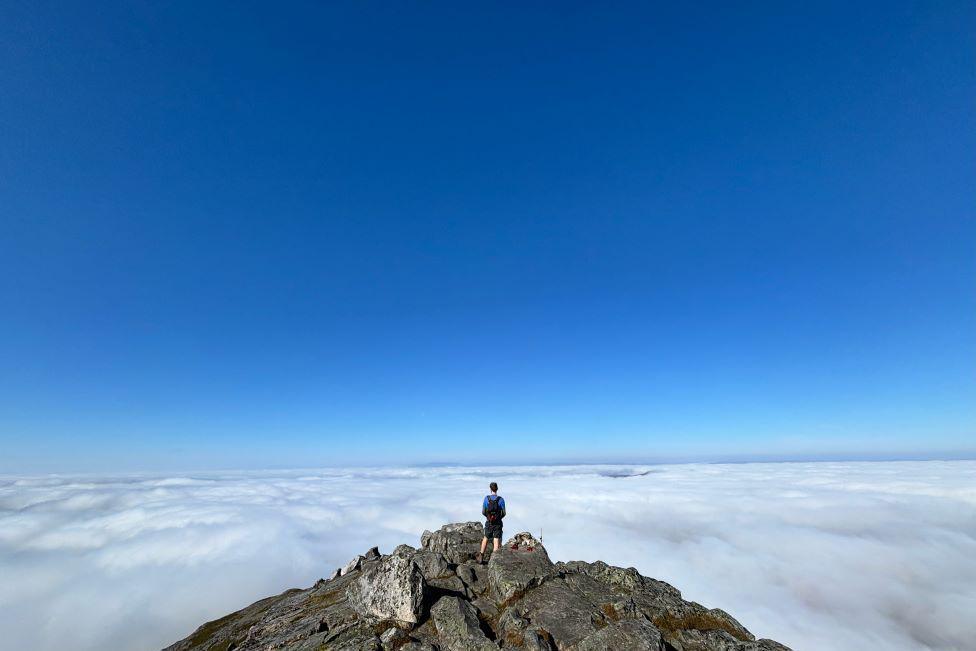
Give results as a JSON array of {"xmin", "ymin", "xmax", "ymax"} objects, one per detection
[
  {"xmin": 560, "ymin": 558, "xmax": 759, "ymax": 648},
  {"xmin": 413, "ymin": 549, "xmax": 470, "ymax": 595},
  {"xmin": 420, "ymin": 521, "xmax": 484, "ymax": 564},
  {"xmin": 349, "ymin": 548, "xmax": 427, "ymax": 624},
  {"xmin": 486, "ymin": 531, "xmax": 552, "ymax": 604},
  {"xmin": 412, "ymin": 550, "xmax": 453, "ymax": 580},
  {"xmin": 496, "ymin": 572, "xmax": 619, "ymax": 649},
  {"xmin": 430, "ymin": 596, "xmax": 497, "ymax": 651}
]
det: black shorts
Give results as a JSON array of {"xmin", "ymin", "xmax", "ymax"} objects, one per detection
[{"xmin": 484, "ymin": 521, "xmax": 503, "ymax": 540}]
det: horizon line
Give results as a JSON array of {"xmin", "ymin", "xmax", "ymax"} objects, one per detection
[{"xmin": 3, "ymin": 449, "xmax": 975, "ymax": 478}]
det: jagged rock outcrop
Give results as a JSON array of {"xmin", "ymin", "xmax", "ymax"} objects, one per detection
[
  {"xmin": 430, "ymin": 596, "xmax": 497, "ymax": 651},
  {"xmin": 163, "ymin": 521, "xmax": 791, "ymax": 651},
  {"xmin": 349, "ymin": 546, "xmax": 427, "ymax": 624}
]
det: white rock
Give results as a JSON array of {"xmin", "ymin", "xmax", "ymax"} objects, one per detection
[{"xmin": 349, "ymin": 551, "xmax": 427, "ymax": 623}]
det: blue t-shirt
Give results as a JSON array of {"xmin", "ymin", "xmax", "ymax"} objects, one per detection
[{"xmin": 483, "ymin": 494, "xmax": 505, "ymax": 512}]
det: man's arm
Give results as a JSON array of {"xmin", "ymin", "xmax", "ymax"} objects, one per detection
[
  {"xmin": 482, "ymin": 496, "xmax": 488, "ymax": 518},
  {"xmin": 500, "ymin": 497, "xmax": 506, "ymax": 519}
]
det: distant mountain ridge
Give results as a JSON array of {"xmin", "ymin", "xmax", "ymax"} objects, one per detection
[{"xmin": 164, "ymin": 522, "xmax": 790, "ymax": 651}]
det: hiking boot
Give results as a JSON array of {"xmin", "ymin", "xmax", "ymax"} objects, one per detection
[{"xmin": 475, "ymin": 552, "xmax": 483, "ymax": 564}]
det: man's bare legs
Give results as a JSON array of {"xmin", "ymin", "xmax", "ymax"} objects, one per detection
[{"xmin": 477, "ymin": 536, "xmax": 501, "ymax": 562}]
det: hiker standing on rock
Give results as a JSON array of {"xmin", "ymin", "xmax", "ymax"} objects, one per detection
[{"xmin": 476, "ymin": 482, "xmax": 505, "ymax": 563}]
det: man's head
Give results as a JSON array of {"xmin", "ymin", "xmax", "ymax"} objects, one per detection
[{"xmin": 489, "ymin": 482, "xmax": 498, "ymax": 494}]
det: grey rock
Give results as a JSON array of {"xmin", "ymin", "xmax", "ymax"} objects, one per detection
[
  {"xmin": 456, "ymin": 560, "xmax": 488, "ymax": 595},
  {"xmin": 486, "ymin": 531, "xmax": 552, "ymax": 603},
  {"xmin": 162, "ymin": 521, "xmax": 791, "ymax": 651},
  {"xmin": 404, "ymin": 617, "xmax": 440, "ymax": 649},
  {"xmin": 412, "ymin": 550, "xmax": 453, "ymax": 581},
  {"xmin": 522, "ymin": 627, "xmax": 559, "ymax": 651},
  {"xmin": 569, "ymin": 618, "xmax": 664, "ymax": 651},
  {"xmin": 431, "ymin": 573, "xmax": 470, "ymax": 597},
  {"xmin": 349, "ymin": 552, "xmax": 427, "ymax": 624},
  {"xmin": 497, "ymin": 573, "xmax": 603, "ymax": 648},
  {"xmin": 420, "ymin": 521, "xmax": 484, "ymax": 564},
  {"xmin": 342, "ymin": 554, "xmax": 365, "ymax": 576},
  {"xmin": 378, "ymin": 624, "xmax": 409, "ymax": 647},
  {"xmin": 429, "ymin": 595, "xmax": 497, "ymax": 651},
  {"xmin": 398, "ymin": 643, "xmax": 436, "ymax": 651},
  {"xmin": 393, "ymin": 543, "xmax": 417, "ymax": 555},
  {"xmin": 364, "ymin": 546, "xmax": 381, "ymax": 561},
  {"xmin": 757, "ymin": 640, "xmax": 793, "ymax": 651}
]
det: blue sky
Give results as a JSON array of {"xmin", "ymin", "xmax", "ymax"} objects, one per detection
[{"xmin": 1, "ymin": 2, "xmax": 973, "ymax": 472}]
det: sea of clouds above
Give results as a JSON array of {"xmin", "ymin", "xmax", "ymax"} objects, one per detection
[{"xmin": 1, "ymin": 461, "xmax": 975, "ymax": 651}]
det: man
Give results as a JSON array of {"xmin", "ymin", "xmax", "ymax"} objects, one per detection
[{"xmin": 476, "ymin": 482, "xmax": 505, "ymax": 563}]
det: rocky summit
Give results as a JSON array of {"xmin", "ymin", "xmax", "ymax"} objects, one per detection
[{"xmin": 164, "ymin": 522, "xmax": 791, "ymax": 651}]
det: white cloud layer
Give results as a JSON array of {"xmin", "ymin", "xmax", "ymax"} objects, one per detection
[{"xmin": 1, "ymin": 461, "xmax": 975, "ymax": 651}]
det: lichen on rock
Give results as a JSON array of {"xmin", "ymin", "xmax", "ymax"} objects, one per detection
[{"xmin": 349, "ymin": 547, "xmax": 427, "ymax": 624}]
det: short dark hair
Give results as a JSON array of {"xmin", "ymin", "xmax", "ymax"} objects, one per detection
[{"xmin": 489, "ymin": 482, "xmax": 498, "ymax": 493}]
